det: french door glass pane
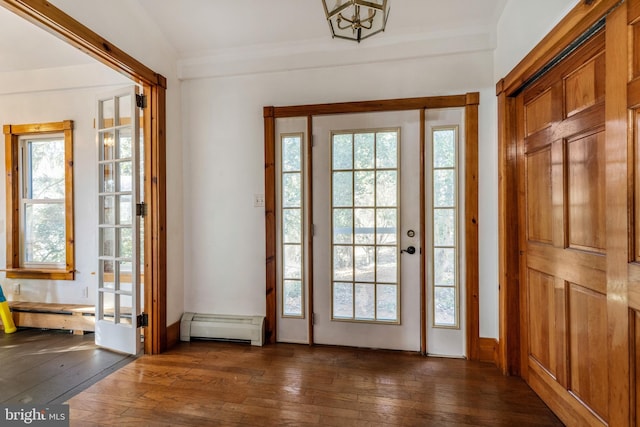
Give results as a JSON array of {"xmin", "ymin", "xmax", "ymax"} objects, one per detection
[
  {"xmin": 118, "ymin": 161, "xmax": 133, "ymax": 192},
  {"xmin": 102, "ymin": 163, "xmax": 115, "ymax": 192},
  {"xmin": 376, "ymin": 171, "xmax": 397, "ymax": 207},
  {"xmin": 333, "ymin": 172, "xmax": 353, "ymax": 206},
  {"xmin": 283, "ymin": 245, "xmax": 302, "ymax": 279},
  {"xmin": 282, "ymin": 136, "xmax": 301, "ymax": 171},
  {"xmin": 119, "ymin": 195, "xmax": 132, "ymax": 225},
  {"xmin": 433, "ymin": 129, "xmax": 456, "ymax": 168},
  {"xmin": 332, "ymin": 129, "xmax": 399, "ymax": 323},
  {"xmin": 354, "ymin": 208, "xmax": 374, "ymax": 244},
  {"xmin": 332, "ymin": 134, "xmax": 352, "ymax": 170},
  {"xmin": 377, "ymin": 284, "xmax": 397, "ymax": 321},
  {"xmin": 333, "ymin": 282, "xmax": 353, "ymax": 318},
  {"xmin": 283, "ymin": 280, "xmax": 302, "ymax": 316},
  {"xmin": 354, "ymin": 133, "xmax": 374, "ymax": 169},
  {"xmin": 355, "ymin": 283, "xmax": 375, "ymax": 320},
  {"xmin": 283, "ymin": 173, "xmax": 301, "ymax": 208},
  {"xmin": 118, "ymin": 128, "xmax": 132, "ymax": 159},
  {"xmin": 102, "ymin": 131, "xmax": 115, "ymax": 161},
  {"xmin": 354, "ymin": 171, "xmax": 375, "ymax": 206},
  {"xmin": 117, "ymin": 95, "xmax": 131, "ymax": 127},
  {"xmin": 119, "ymin": 228, "xmax": 133, "ymax": 259},
  {"xmin": 100, "ymin": 98, "xmax": 114, "ymax": 129},
  {"xmin": 333, "ymin": 209, "xmax": 353, "ymax": 244}
]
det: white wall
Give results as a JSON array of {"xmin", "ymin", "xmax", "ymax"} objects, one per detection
[
  {"xmin": 0, "ymin": 64, "xmax": 131, "ymax": 304},
  {"xmin": 49, "ymin": 0, "xmax": 184, "ymax": 325},
  {"xmin": 182, "ymin": 51, "xmax": 501, "ymax": 338},
  {"xmin": 495, "ymin": 0, "xmax": 579, "ymax": 81}
]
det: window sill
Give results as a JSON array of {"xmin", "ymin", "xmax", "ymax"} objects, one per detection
[{"xmin": 6, "ymin": 269, "xmax": 75, "ymax": 281}]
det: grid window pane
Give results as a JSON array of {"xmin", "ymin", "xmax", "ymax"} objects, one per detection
[
  {"xmin": 355, "ymin": 283, "xmax": 375, "ymax": 320},
  {"xmin": 434, "ymin": 287, "xmax": 456, "ymax": 326},
  {"xmin": 283, "ymin": 173, "xmax": 301, "ymax": 208},
  {"xmin": 283, "ymin": 280, "xmax": 302, "ymax": 316},
  {"xmin": 282, "ymin": 136, "xmax": 301, "ymax": 172},
  {"xmin": 24, "ymin": 203, "xmax": 65, "ymax": 264},
  {"xmin": 283, "ymin": 209, "xmax": 302, "ymax": 244},
  {"xmin": 434, "ymin": 169, "xmax": 455, "ymax": 207},
  {"xmin": 332, "ymin": 130, "xmax": 399, "ymax": 323},
  {"xmin": 333, "ymin": 282, "xmax": 354, "ymax": 318},
  {"xmin": 434, "ymin": 208, "xmax": 455, "ymax": 247},
  {"xmin": 27, "ymin": 139, "xmax": 65, "ymax": 199},
  {"xmin": 283, "ymin": 244, "xmax": 302, "ymax": 279},
  {"xmin": 433, "ymin": 129, "xmax": 456, "ymax": 168}
]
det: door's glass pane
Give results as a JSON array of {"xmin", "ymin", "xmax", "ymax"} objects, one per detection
[
  {"xmin": 434, "ymin": 248, "xmax": 456, "ymax": 286},
  {"xmin": 102, "ymin": 131, "xmax": 115, "ymax": 161},
  {"xmin": 434, "ymin": 129, "xmax": 456, "ymax": 168},
  {"xmin": 119, "ymin": 195, "xmax": 132, "ymax": 225},
  {"xmin": 119, "ymin": 227, "xmax": 133, "ymax": 259},
  {"xmin": 354, "ymin": 133, "xmax": 374, "ymax": 169},
  {"xmin": 26, "ymin": 139, "xmax": 65, "ymax": 199},
  {"xmin": 434, "ymin": 209, "xmax": 455, "ymax": 246},
  {"xmin": 377, "ymin": 284, "xmax": 397, "ymax": 321},
  {"xmin": 355, "ymin": 283, "xmax": 375, "ymax": 320},
  {"xmin": 283, "ymin": 244, "xmax": 302, "ymax": 279},
  {"xmin": 117, "ymin": 294, "xmax": 133, "ymax": 325},
  {"xmin": 102, "ymin": 227, "xmax": 115, "ymax": 257},
  {"xmin": 354, "ymin": 246, "xmax": 375, "ymax": 282},
  {"xmin": 333, "ymin": 282, "xmax": 353, "ymax": 318},
  {"xmin": 376, "ymin": 132, "xmax": 397, "ymax": 169},
  {"xmin": 376, "ymin": 247, "xmax": 397, "ymax": 283},
  {"xmin": 333, "ymin": 209, "xmax": 353, "ymax": 244},
  {"xmin": 434, "ymin": 170, "xmax": 455, "ymax": 207},
  {"xmin": 100, "ymin": 98, "xmax": 114, "ymax": 129},
  {"xmin": 101, "ymin": 163, "xmax": 115, "ymax": 193},
  {"xmin": 354, "ymin": 208, "xmax": 374, "ymax": 244},
  {"xmin": 282, "ymin": 136, "xmax": 301, "ymax": 172},
  {"xmin": 283, "ymin": 173, "xmax": 301, "ymax": 208},
  {"xmin": 118, "ymin": 261, "xmax": 133, "ymax": 288},
  {"xmin": 118, "ymin": 128, "xmax": 132, "ymax": 160},
  {"xmin": 283, "ymin": 209, "xmax": 302, "ymax": 244},
  {"xmin": 117, "ymin": 95, "xmax": 131, "ymax": 127},
  {"xmin": 283, "ymin": 280, "xmax": 302, "ymax": 316},
  {"xmin": 332, "ymin": 172, "xmax": 352, "ymax": 207},
  {"xmin": 332, "ymin": 134, "xmax": 352, "ymax": 170},
  {"xmin": 376, "ymin": 208, "xmax": 397, "ymax": 245},
  {"xmin": 354, "ymin": 171, "xmax": 374, "ymax": 206},
  {"xmin": 101, "ymin": 260, "xmax": 115, "ymax": 289},
  {"xmin": 102, "ymin": 195, "xmax": 115, "ymax": 225},
  {"xmin": 333, "ymin": 246, "xmax": 353, "ymax": 281},
  {"xmin": 24, "ymin": 203, "xmax": 65, "ymax": 264},
  {"xmin": 118, "ymin": 161, "xmax": 133, "ymax": 192},
  {"xmin": 101, "ymin": 291, "xmax": 115, "ymax": 322},
  {"xmin": 331, "ymin": 129, "xmax": 400, "ymax": 323},
  {"xmin": 434, "ymin": 287, "xmax": 456, "ymax": 326},
  {"xmin": 376, "ymin": 171, "xmax": 397, "ymax": 207}
]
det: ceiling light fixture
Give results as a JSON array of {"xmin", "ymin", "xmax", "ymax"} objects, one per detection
[{"xmin": 322, "ymin": 0, "xmax": 390, "ymax": 43}]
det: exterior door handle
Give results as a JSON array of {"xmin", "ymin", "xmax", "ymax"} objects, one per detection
[{"xmin": 401, "ymin": 246, "xmax": 416, "ymax": 255}]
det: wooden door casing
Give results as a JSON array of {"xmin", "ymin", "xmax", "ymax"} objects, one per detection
[{"xmin": 517, "ymin": 30, "xmax": 609, "ymax": 425}]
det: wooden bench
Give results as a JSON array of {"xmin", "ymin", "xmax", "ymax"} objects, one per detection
[{"xmin": 0, "ymin": 302, "xmax": 95, "ymax": 335}]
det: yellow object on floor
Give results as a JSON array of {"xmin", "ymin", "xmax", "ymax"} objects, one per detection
[{"xmin": 0, "ymin": 285, "xmax": 16, "ymax": 334}]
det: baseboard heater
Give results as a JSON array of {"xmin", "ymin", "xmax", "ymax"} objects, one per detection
[{"xmin": 180, "ymin": 312, "xmax": 265, "ymax": 346}]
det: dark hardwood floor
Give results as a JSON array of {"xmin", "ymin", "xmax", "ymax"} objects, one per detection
[
  {"xmin": 68, "ymin": 341, "xmax": 563, "ymax": 426},
  {"xmin": 0, "ymin": 328, "xmax": 133, "ymax": 405}
]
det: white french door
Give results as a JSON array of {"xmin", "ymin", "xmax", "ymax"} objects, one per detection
[
  {"xmin": 95, "ymin": 87, "xmax": 143, "ymax": 355},
  {"xmin": 313, "ymin": 111, "xmax": 421, "ymax": 351}
]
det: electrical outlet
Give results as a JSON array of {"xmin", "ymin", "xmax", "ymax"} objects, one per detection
[
  {"xmin": 254, "ymin": 194, "xmax": 265, "ymax": 208},
  {"xmin": 14, "ymin": 283, "xmax": 20, "ymax": 295}
]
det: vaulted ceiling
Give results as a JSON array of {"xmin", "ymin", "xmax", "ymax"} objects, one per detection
[{"xmin": 0, "ymin": 0, "xmax": 508, "ymax": 74}]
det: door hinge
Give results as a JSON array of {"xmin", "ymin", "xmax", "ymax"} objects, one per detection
[
  {"xmin": 136, "ymin": 94, "xmax": 147, "ymax": 109},
  {"xmin": 137, "ymin": 313, "xmax": 148, "ymax": 327},
  {"xmin": 136, "ymin": 202, "xmax": 147, "ymax": 217}
]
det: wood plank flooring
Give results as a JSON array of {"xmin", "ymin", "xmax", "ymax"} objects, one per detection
[
  {"xmin": 0, "ymin": 328, "xmax": 133, "ymax": 404},
  {"xmin": 68, "ymin": 341, "xmax": 563, "ymax": 426}
]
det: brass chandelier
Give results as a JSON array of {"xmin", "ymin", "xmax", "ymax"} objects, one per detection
[{"xmin": 321, "ymin": 0, "xmax": 390, "ymax": 43}]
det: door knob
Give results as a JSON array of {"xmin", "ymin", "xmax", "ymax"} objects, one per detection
[{"xmin": 401, "ymin": 246, "xmax": 416, "ymax": 255}]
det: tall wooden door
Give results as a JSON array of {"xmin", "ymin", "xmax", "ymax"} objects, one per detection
[{"xmin": 517, "ymin": 30, "xmax": 609, "ymax": 424}]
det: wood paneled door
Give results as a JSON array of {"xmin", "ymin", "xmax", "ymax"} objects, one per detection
[
  {"xmin": 499, "ymin": 0, "xmax": 640, "ymax": 425},
  {"xmin": 516, "ymin": 29, "xmax": 608, "ymax": 425}
]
